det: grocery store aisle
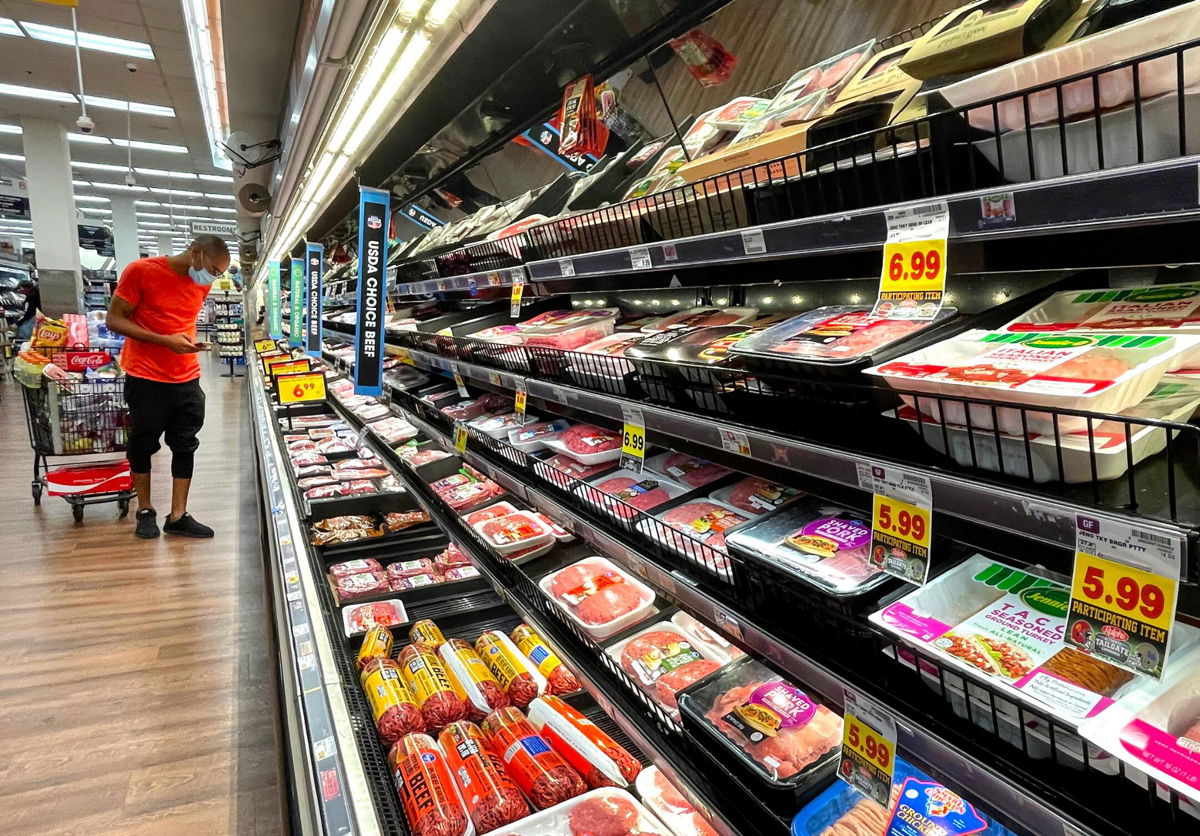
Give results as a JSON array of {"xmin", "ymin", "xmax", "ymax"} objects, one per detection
[{"xmin": 0, "ymin": 357, "xmax": 284, "ymax": 835}]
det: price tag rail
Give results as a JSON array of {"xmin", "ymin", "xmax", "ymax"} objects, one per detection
[
  {"xmin": 379, "ymin": 389, "xmax": 1120, "ymax": 836},
  {"xmin": 391, "ymin": 265, "xmax": 529, "ymax": 297},
  {"xmin": 358, "ymin": 335, "xmax": 1200, "ymax": 584}
]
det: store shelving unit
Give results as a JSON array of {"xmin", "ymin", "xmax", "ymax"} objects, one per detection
[{"xmin": 211, "ymin": 290, "xmax": 246, "ymax": 377}]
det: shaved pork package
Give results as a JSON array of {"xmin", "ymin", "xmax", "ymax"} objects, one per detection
[
  {"xmin": 725, "ymin": 499, "xmax": 888, "ymax": 598},
  {"xmin": 727, "ymin": 306, "xmax": 957, "ymax": 375},
  {"xmin": 539, "ymin": 556, "xmax": 657, "ymax": 640},
  {"xmin": 484, "ymin": 788, "xmax": 671, "ymax": 836},
  {"xmin": 641, "ymin": 307, "xmax": 759, "ymax": 333},
  {"xmin": 606, "ymin": 618, "xmax": 728, "ymax": 714},
  {"xmin": 678, "ymin": 657, "xmax": 841, "ymax": 805},
  {"xmin": 867, "ymin": 329, "xmax": 1200, "ymax": 434}
]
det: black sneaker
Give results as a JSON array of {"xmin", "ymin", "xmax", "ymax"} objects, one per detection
[
  {"xmin": 163, "ymin": 512, "xmax": 214, "ymax": 539},
  {"xmin": 135, "ymin": 509, "xmax": 159, "ymax": 539}
]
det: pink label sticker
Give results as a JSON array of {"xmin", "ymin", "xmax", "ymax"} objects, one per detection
[{"xmin": 879, "ymin": 602, "xmax": 954, "ymax": 643}]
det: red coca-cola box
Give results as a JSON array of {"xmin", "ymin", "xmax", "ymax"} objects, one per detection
[
  {"xmin": 45, "ymin": 461, "xmax": 132, "ymax": 496},
  {"xmin": 62, "ymin": 351, "xmax": 113, "ymax": 373}
]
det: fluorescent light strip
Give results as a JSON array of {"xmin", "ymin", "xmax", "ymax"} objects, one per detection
[
  {"xmin": 180, "ymin": 0, "xmax": 230, "ymax": 169},
  {"xmin": 150, "ymin": 187, "xmax": 206, "ymax": 198},
  {"xmin": 112, "ymin": 138, "xmax": 188, "ymax": 154},
  {"xmin": 136, "ymin": 168, "xmax": 196, "ymax": 180},
  {"xmin": 0, "ymin": 82, "xmax": 75, "ymax": 103},
  {"xmin": 73, "ymin": 161, "xmax": 128, "ymax": 173},
  {"xmin": 90, "ymin": 183, "xmax": 148, "ymax": 193},
  {"xmin": 72, "ymin": 179, "xmax": 91, "ymax": 187},
  {"xmin": 345, "ymin": 32, "xmax": 429, "ymax": 154},
  {"xmin": 20, "ymin": 21, "xmax": 155, "ymax": 60},
  {"xmin": 69, "ymin": 133, "xmax": 111, "ymax": 145},
  {"xmin": 0, "ymin": 123, "xmax": 20, "ymax": 134},
  {"xmin": 74, "ymin": 195, "xmax": 110, "ymax": 203},
  {"xmin": 83, "ymin": 95, "xmax": 175, "ymax": 118},
  {"xmin": 0, "ymin": 152, "xmax": 24, "ymax": 162},
  {"xmin": 198, "ymin": 174, "xmax": 233, "ymax": 183},
  {"xmin": 204, "ymin": 193, "xmax": 234, "ymax": 201},
  {"xmin": 0, "ymin": 18, "xmax": 22, "ymax": 38}
]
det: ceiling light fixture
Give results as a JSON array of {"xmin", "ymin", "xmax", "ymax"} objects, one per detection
[
  {"xmin": 73, "ymin": 161, "xmax": 128, "ymax": 173},
  {"xmin": 74, "ymin": 195, "xmax": 110, "ymax": 203},
  {"xmin": 180, "ymin": 0, "xmax": 231, "ymax": 169},
  {"xmin": 68, "ymin": 132, "xmax": 110, "ymax": 145},
  {"xmin": 83, "ymin": 97, "xmax": 175, "ymax": 117},
  {"xmin": 0, "ymin": 152, "xmax": 24, "ymax": 162},
  {"xmin": 111, "ymin": 138, "xmax": 188, "ymax": 154},
  {"xmin": 136, "ymin": 168, "xmax": 197, "ymax": 180},
  {"xmin": 20, "ymin": 21, "xmax": 155, "ymax": 60},
  {"xmin": 198, "ymin": 173, "xmax": 234, "ymax": 183},
  {"xmin": 0, "ymin": 18, "xmax": 23, "ymax": 38},
  {"xmin": 0, "ymin": 81, "xmax": 76, "ymax": 103}
]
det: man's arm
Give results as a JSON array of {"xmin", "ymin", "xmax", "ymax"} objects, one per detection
[
  {"xmin": 15, "ymin": 296, "xmax": 34, "ymax": 326},
  {"xmin": 106, "ymin": 296, "xmax": 201, "ymax": 354}
]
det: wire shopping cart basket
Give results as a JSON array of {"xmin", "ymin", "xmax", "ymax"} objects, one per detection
[{"xmin": 20, "ymin": 375, "xmax": 134, "ymax": 521}]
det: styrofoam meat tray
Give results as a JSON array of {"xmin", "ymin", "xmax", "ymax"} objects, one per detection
[
  {"xmin": 487, "ymin": 788, "xmax": 673, "ymax": 836},
  {"xmin": 1004, "ymin": 282, "xmax": 1200, "ymax": 335},
  {"xmin": 866, "ymin": 329, "xmax": 1200, "ymax": 434},
  {"xmin": 538, "ymin": 555, "xmax": 658, "ymax": 641}
]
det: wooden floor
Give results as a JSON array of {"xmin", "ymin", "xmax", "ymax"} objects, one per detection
[{"xmin": 0, "ymin": 356, "xmax": 285, "ymax": 835}]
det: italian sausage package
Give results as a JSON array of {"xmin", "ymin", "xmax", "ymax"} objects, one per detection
[
  {"xmin": 476, "ymin": 630, "xmax": 548, "ymax": 709},
  {"xmin": 398, "ymin": 643, "xmax": 468, "ymax": 731},
  {"xmin": 511, "ymin": 624, "xmax": 581, "ymax": 695},
  {"xmin": 527, "ymin": 695, "xmax": 642, "ymax": 789},
  {"xmin": 410, "ymin": 619, "xmax": 448, "ymax": 648},
  {"xmin": 439, "ymin": 638, "xmax": 511, "ymax": 719},
  {"xmin": 480, "ymin": 706, "xmax": 586, "ymax": 810},
  {"xmin": 360, "ymin": 657, "xmax": 425, "ymax": 743},
  {"xmin": 438, "ymin": 721, "xmax": 529, "ymax": 834},
  {"xmin": 357, "ymin": 624, "xmax": 395, "ymax": 671},
  {"xmin": 390, "ymin": 733, "xmax": 474, "ymax": 836}
]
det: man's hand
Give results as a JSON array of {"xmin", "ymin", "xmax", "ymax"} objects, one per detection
[{"xmin": 161, "ymin": 333, "xmax": 202, "ymax": 354}]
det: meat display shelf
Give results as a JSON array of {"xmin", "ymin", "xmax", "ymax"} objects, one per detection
[
  {"xmin": 320, "ymin": 389, "xmax": 753, "ymax": 836},
  {"xmin": 364, "ymin": 386, "xmax": 1101, "ymax": 836},
  {"xmin": 350, "ymin": 335, "xmax": 1200, "ymax": 583},
  {"xmin": 390, "ymin": 265, "xmax": 528, "ymax": 297},
  {"xmin": 523, "ymin": 156, "xmax": 1200, "ymax": 283},
  {"xmin": 249, "ymin": 376, "xmax": 383, "ymax": 836}
]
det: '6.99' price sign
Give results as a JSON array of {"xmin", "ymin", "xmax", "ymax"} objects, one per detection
[
  {"xmin": 277, "ymin": 372, "xmax": 327, "ymax": 405},
  {"xmin": 620, "ymin": 406, "xmax": 646, "ymax": 474},
  {"xmin": 1066, "ymin": 515, "xmax": 1181, "ymax": 679},
  {"xmin": 872, "ymin": 201, "xmax": 949, "ymax": 321}
]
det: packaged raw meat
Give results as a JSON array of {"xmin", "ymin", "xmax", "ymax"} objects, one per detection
[
  {"xmin": 772, "ymin": 41, "xmax": 874, "ymax": 108},
  {"xmin": 566, "ymin": 333, "xmax": 645, "ymax": 391},
  {"xmin": 443, "ymin": 399, "xmax": 491, "ymax": 422},
  {"xmin": 316, "ymin": 438, "xmax": 354, "ymax": 455},
  {"xmin": 728, "ymin": 306, "xmax": 955, "ymax": 370},
  {"xmin": 707, "ymin": 96, "xmax": 772, "ymax": 131},
  {"xmin": 389, "ymin": 558, "xmax": 438, "ymax": 580},
  {"xmin": 486, "ymin": 788, "xmax": 671, "ymax": 836},
  {"xmin": 480, "ymin": 706, "xmax": 586, "ymax": 810},
  {"xmin": 646, "ymin": 452, "xmax": 731, "ymax": 489},
  {"xmin": 867, "ymin": 329, "xmax": 1200, "ymax": 435},
  {"xmin": 533, "ymin": 512, "xmax": 574, "ymax": 542},
  {"xmin": 870, "ymin": 554, "xmax": 1171, "ymax": 727},
  {"xmin": 357, "ymin": 624, "xmax": 395, "ymax": 671},
  {"xmin": 441, "ymin": 480, "xmax": 506, "ymax": 513},
  {"xmin": 580, "ymin": 471, "xmax": 686, "ymax": 520},
  {"xmin": 398, "ymin": 643, "xmax": 468, "ymax": 730},
  {"xmin": 710, "ymin": 476, "xmax": 801, "ymax": 516},
  {"xmin": 624, "ymin": 325, "xmax": 763, "ymax": 370},
  {"xmin": 641, "ymin": 307, "xmax": 759, "ymax": 333},
  {"xmin": 540, "ymin": 556, "xmax": 657, "ymax": 639},
  {"xmin": 299, "ymin": 475, "xmax": 340, "ymax": 491},
  {"xmin": 393, "ymin": 573, "xmax": 441, "ymax": 591},
  {"xmin": 527, "ymin": 695, "xmax": 642, "ymax": 789},
  {"xmin": 343, "ymin": 600, "xmax": 408, "ymax": 637},
  {"xmin": 533, "ymin": 453, "xmax": 613, "ymax": 489},
  {"xmin": 474, "ymin": 510, "xmax": 555, "ymax": 555},
  {"xmin": 523, "ymin": 309, "xmax": 619, "ymax": 351},
  {"xmin": 440, "ymin": 638, "xmax": 510, "ymax": 719},
  {"xmin": 542, "ymin": 424, "xmax": 623, "ymax": 465},
  {"xmin": 333, "ymin": 568, "xmax": 391, "ymax": 602},
  {"xmin": 636, "ymin": 766, "xmax": 720, "ymax": 836},
  {"xmin": 432, "ymin": 472, "xmax": 473, "ymax": 493},
  {"xmin": 370, "ymin": 416, "xmax": 420, "ymax": 444},
  {"xmin": 1080, "ymin": 643, "xmax": 1200, "ymax": 805},
  {"xmin": 607, "ymin": 621, "xmax": 726, "ymax": 712},
  {"xmin": 411, "ymin": 619, "xmax": 448, "ymax": 648},
  {"xmin": 511, "ymin": 624, "xmax": 581, "ymax": 695},
  {"xmin": 671, "ymin": 611, "xmax": 744, "ymax": 667},
  {"xmin": 1006, "ymin": 282, "xmax": 1200, "ymax": 334},
  {"xmin": 470, "ymin": 412, "xmax": 538, "ymax": 439},
  {"xmin": 476, "ymin": 393, "xmax": 514, "ymax": 414},
  {"xmin": 408, "ymin": 449, "xmax": 453, "ymax": 467},
  {"xmin": 291, "ymin": 453, "xmax": 329, "ymax": 468},
  {"xmin": 791, "ymin": 756, "xmax": 1017, "ymax": 836},
  {"xmin": 361, "ymin": 657, "xmax": 426, "ymax": 742},
  {"xmin": 642, "ymin": 501, "xmax": 751, "ymax": 574},
  {"xmin": 385, "ymin": 511, "xmax": 432, "ymax": 532},
  {"xmin": 476, "ymin": 630, "xmax": 549, "ymax": 708},
  {"xmin": 678, "ymin": 656, "xmax": 842, "ymax": 791},
  {"xmin": 726, "ymin": 499, "xmax": 885, "ymax": 596},
  {"xmin": 294, "ymin": 463, "xmax": 332, "ymax": 477},
  {"xmin": 287, "ymin": 439, "xmax": 317, "ymax": 452},
  {"xmin": 508, "ymin": 419, "xmax": 571, "ymax": 452},
  {"xmin": 335, "ymin": 467, "xmax": 391, "ymax": 480},
  {"xmin": 435, "ymin": 543, "xmax": 472, "ymax": 571},
  {"xmin": 438, "ymin": 721, "xmax": 529, "ymax": 834},
  {"xmin": 463, "ymin": 501, "xmax": 518, "ymax": 527},
  {"xmin": 390, "ymin": 733, "xmax": 471, "ymax": 836},
  {"xmin": 328, "ymin": 557, "xmax": 384, "ymax": 578}
]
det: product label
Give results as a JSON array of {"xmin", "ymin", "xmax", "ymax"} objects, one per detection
[
  {"xmin": 403, "ymin": 650, "xmax": 454, "ymax": 702},
  {"xmin": 784, "ymin": 515, "xmax": 870, "ymax": 562},
  {"xmin": 1066, "ymin": 515, "xmax": 1182, "ymax": 680},
  {"xmin": 561, "ymin": 570, "xmax": 624, "ymax": 605},
  {"xmin": 478, "ymin": 635, "xmax": 526, "ymax": 688},
  {"xmin": 486, "ymin": 518, "xmax": 540, "ymax": 546},
  {"xmin": 620, "ymin": 406, "xmax": 646, "ymax": 473},
  {"xmin": 884, "ymin": 778, "xmax": 987, "ymax": 836},
  {"xmin": 1118, "ymin": 719, "xmax": 1200, "ymax": 796},
  {"xmin": 724, "ymin": 681, "xmax": 816, "ymax": 741},
  {"xmin": 858, "ymin": 463, "xmax": 933, "ymax": 585},
  {"xmin": 933, "ymin": 584, "xmax": 1068, "ymax": 681},
  {"xmin": 628, "ymin": 636, "xmax": 702, "ymax": 686},
  {"xmin": 684, "ymin": 507, "xmax": 748, "ymax": 541},
  {"xmin": 363, "ymin": 664, "xmax": 418, "ymax": 723}
]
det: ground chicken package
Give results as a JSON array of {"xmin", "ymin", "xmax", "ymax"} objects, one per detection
[
  {"xmin": 871, "ymin": 554, "xmax": 1196, "ymax": 730},
  {"xmin": 1081, "ymin": 644, "xmax": 1200, "ymax": 804}
]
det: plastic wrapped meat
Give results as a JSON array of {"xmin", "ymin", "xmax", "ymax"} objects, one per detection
[
  {"xmin": 613, "ymin": 625, "xmax": 723, "ymax": 710},
  {"xmin": 370, "ymin": 416, "xmax": 419, "ymax": 444},
  {"xmin": 298, "ymin": 475, "xmax": 339, "ymax": 490},
  {"xmin": 592, "ymin": 475, "xmax": 677, "ymax": 519},
  {"xmin": 523, "ymin": 309, "xmax": 619, "ymax": 350},
  {"xmin": 441, "ymin": 480, "xmax": 505, "ymax": 512},
  {"xmin": 334, "ymin": 569, "xmax": 390, "ymax": 601},
  {"xmin": 407, "ymin": 449, "xmax": 452, "ymax": 467},
  {"xmin": 328, "ymin": 557, "xmax": 383, "ymax": 578},
  {"xmin": 542, "ymin": 557, "xmax": 656, "ymax": 638},
  {"xmin": 714, "ymin": 476, "xmax": 801, "ymax": 516},
  {"xmin": 561, "ymin": 424, "xmax": 621, "ymax": 457},
  {"xmin": 728, "ymin": 307, "xmax": 947, "ymax": 366},
  {"xmin": 538, "ymin": 453, "xmax": 612, "ymax": 484},
  {"xmin": 1004, "ymin": 282, "xmax": 1200, "ymax": 334},
  {"xmin": 680, "ymin": 657, "xmax": 842, "ymax": 785},
  {"xmin": 344, "ymin": 600, "xmax": 407, "ymax": 636},
  {"xmin": 388, "ymin": 558, "xmax": 437, "ymax": 580},
  {"xmin": 649, "ymin": 453, "xmax": 731, "ymax": 488},
  {"xmin": 476, "ymin": 511, "xmax": 555, "ymax": 555},
  {"xmin": 360, "ymin": 657, "xmax": 425, "ymax": 743},
  {"xmin": 443, "ymin": 566, "xmax": 479, "ymax": 581},
  {"xmin": 480, "ymin": 706, "xmax": 586, "ymax": 810},
  {"xmin": 637, "ymin": 766, "xmax": 719, "ymax": 836},
  {"xmin": 435, "ymin": 543, "xmax": 472, "ymax": 570},
  {"xmin": 385, "ymin": 511, "xmax": 431, "ymax": 532},
  {"xmin": 527, "ymin": 695, "xmax": 642, "ymax": 789},
  {"xmin": 642, "ymin": 307, "xmax": 759, "ymax": 333},
  {"xmin": 438, "ymin": 721, "xmax": 529, "ymax": 834},
  {"xmin": 570, "ymin": 333, "xmax": 644, "ymax": 376},
  {"xmin": 390, "ymin": 733, "xmax": 471, "ymax": 836},
  {"xmin": 511, "ymin": 624, "xmax": 581, "ymax": 696},
  {"xmin": 463, "ymin": 501, "xmax": 519, "ymax": 527},
  {"xmin": 653, "ymin": 502, "xmax": 750, "ymax": 569},
  {"xmin": 442, "ymin": 399, "xmax": 491, "ymax": 421},
  {"xmin": 336, "ymin": 467, "xmax": 391, "ymax": 480},
  {"xmin": 393, "ymin": 573, "xmax": 441, "ymax": 591}
]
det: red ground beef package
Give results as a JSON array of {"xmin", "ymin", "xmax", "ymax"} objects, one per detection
[
  {"xmin": 561, "ymin": 424, "xmax": 621, "ymax": 455},
  {"xmin": 438, "ymin": 721, "xmax": 528, "ymax": 833},
  {"xmin": 481, "ymin": 706, "xmax": 585, "ymax": 810}
]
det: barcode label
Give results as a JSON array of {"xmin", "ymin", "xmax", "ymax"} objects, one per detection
[{"xmin": 1134, "ymin": 530, "xmax": 1173, "ymax": 547}]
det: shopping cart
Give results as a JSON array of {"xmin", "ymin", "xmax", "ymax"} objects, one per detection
[{"xmin": 20, "ymin": 374, "xmax": 134, "ymax": 521}]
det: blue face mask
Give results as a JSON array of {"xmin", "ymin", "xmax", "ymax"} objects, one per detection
[{"xmin": 189, "ymin": 265, "xmax": 218, "ymax": 286}]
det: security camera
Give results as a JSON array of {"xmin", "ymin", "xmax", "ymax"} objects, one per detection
[
  {"xmin": 124, "ymin": 172, "xmax": 137, "ymax": 186},
  {"xmin": 75, "ymin": 114, "xmax": 95, "ymax": 134},
  {"xmin": 126, "ymin": 63, "xmax": 138, "ymax": 73}
]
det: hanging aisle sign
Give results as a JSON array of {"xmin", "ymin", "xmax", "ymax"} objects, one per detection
[
  {"xmin": 290, "ymin": 260, "xmax": 304, "ymax": 347},
  {"xmin": 267, "ymin": 260, "xmax": 282, "ymax": 339},
  {"xmin": 354, "ymin": 186, "xmax": 391, "ymax": 396},
  {"xmin": 872, "ymin": 201, "xmax": 949, "ymax": 321},
  {"xmin": 305, "ymin": 242, "xmax": 324, "ymax": 357}
]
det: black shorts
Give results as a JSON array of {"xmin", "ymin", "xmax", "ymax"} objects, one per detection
[{"xmin": 124, "ymin": 375, "xmax": 206, "ymax": 479}]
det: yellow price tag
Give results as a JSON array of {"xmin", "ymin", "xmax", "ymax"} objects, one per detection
[
  {"xmin": 278, "ymin": 372, "xmax": 327, "ymax": 404},
  {"xmin": 862, "ymin": 464, "xmax": 933, "ymax": 586},
  {"xmin": 842, "ymin": 714, "xmax": 894, "ymax": 775},
  {"xmin": 838, "ymin": 690, "xmax": 896, "ymax": 808},
  {"xmin": 254, "ymin": 338, "xmax": 277, "ymax": 354},
  {"xmin": 514, "ymin": 388, "xmax": 528, "ymax": 419},
  {"xmin": 510, "ymin": 279, "xmax": 525, "ymax": 319},
  {"xmin": 453, "ymin": 371, "xmax": 469, "ymax": 397},
  {"xmin": 872, "ymin": 493, "xmax": 931, "ymax": 552},
  {"xmin": 1067, "ymin": 551, "xmax": 1177, "ymax": 678},
  {"xmin": 270, "ymin": 359, "xmax": 311, "ymax": 378},
  {"xmin": 394, "ymin": 348, "xmax": 415, "ymax": 366},
  {"xmin": 620, "ymin": 408, "xmax": 646, "ymax": 473},
  {"xmin": 880, "ymin": 238, "xmax": 947, "ymax": 297},
  {"xmin": 262, "ymin": 354, "xmax": 290, "ymax": 375},
  {"xmin": 453, "ymin": 423, "xmax": 469, "ymax": 452}
]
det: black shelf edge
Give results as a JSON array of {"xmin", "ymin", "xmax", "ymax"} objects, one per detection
[{"xmin": 390, "ymin": 265, "xmax": 526, "ymax": 297}]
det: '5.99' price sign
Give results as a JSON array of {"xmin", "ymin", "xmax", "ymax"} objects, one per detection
[
  {"xmin": 277, "ymin": 372, "xmax": 327, "ymax": 405},
  {"xmin": 1066, "ymin": 515, "xmax": 1181, "ymax": 679},
  {"xmin": 859, "ymin": 463, "xmax": 933, "ymax": 586},
  {"xmin": 839, "ymin": 689, "xmax": 896, "ymax": 807}
]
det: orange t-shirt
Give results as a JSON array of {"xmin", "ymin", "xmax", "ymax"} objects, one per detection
[{"xmin": 114, "ymin": 257, "xmax": 212, "ymax": 383}]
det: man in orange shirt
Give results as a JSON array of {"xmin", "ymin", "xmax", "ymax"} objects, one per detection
[{"xmin": 105, "ymin": 235, "xmax": 231, "ymax": 539}]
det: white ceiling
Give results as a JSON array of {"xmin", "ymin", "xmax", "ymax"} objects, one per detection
[{"xmin": 0, "ymin": 0, "xmax": 237, "ymax": 251}]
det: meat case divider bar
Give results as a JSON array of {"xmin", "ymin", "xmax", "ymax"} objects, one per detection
[{"xmin": 249, "ymin": 374, "xmax": 383, "ymax": 836}]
